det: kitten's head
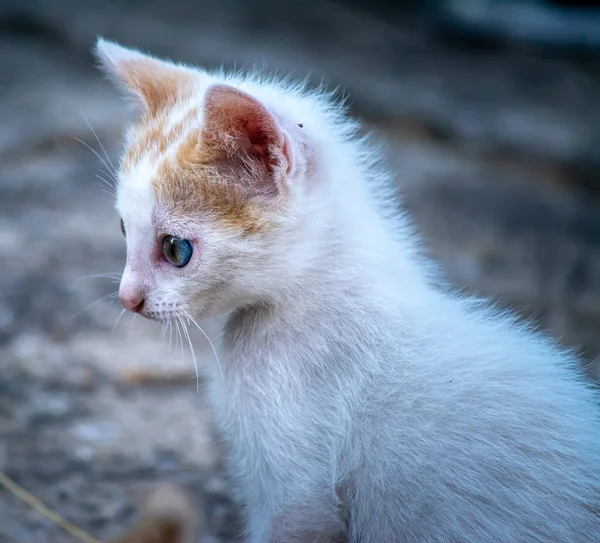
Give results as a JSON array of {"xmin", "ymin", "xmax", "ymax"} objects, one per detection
[{"xmin": 95, "ymin": 39, "xmax": 322, "ymax": 322}]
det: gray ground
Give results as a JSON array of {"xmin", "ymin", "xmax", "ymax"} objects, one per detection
[{"xmin": 1, "ymin": 1, "xmax": 599, "ymax": 541}]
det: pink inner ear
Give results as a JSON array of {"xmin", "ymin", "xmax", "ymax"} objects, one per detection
[
  {"xmin": 204, "ymin": 85, "xmax": 292, "ymax": 181},
  {"xmin": 245, "ymin": 117, "xmax": 273, "ymax": 165}
]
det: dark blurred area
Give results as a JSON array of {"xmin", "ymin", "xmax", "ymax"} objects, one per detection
[{"xmin": 1, "ymin": 1, "xmax": 599, "ymax": 541}]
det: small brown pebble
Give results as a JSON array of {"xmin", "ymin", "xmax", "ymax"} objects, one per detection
[
  {"xmin": 119, "ymin": 368, "xmax": 192, "ymax": 387},
  {"xmin": 109, "ymin": 484, "xmax": 201, "ymax": 543}
]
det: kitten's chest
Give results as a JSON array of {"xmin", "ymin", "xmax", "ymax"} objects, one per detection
[
  {"xmin": 206, "ymin": 366, "xmax": 336, "ymax": 492},
  {"xmin": 208, "ymin": 372, "xmax": 321, "ymax": 451}
]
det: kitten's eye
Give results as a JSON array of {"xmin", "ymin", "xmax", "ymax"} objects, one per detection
[
  {"xmin": 162, "ymin": 236, "xmax": 193, "ymax": 268},
  {"xmin": 120, "ymin": 219, "xmax": 126, "ymax": 237}
]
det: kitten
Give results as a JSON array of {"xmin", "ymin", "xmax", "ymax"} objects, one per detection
[{"xmin": 94, "ymin": 38, "xmax": 600, "ymax": 542}]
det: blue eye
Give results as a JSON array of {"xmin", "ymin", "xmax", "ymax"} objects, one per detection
[{"xmin": 162, "ymin": 236, "xmax": 193, "ymax": 268}]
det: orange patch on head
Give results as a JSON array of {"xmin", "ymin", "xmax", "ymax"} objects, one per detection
[
  {"xmin": 97, "ymin": 41, "xmax": 284, "ymax": 234},
  {"xmin": 122, "ymin": 107, "xmax": 202, "ymax": 172},
  {"xmin": 152, "ymin": 132, "xmax": 276, "ymax": 236},
  {"xmin": 123, "ymin": 118, "xmax": 174, "ymax": 172},
  {"xmin": 122, "ymin": 121, "xmax": 166, "ymax": 171},
  {"xmin": 113, "ymin": 76, "xmax": 292, "ymax": 236}
]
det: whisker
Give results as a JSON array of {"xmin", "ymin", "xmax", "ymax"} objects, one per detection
[
  {"xmin": 98, "ymin": 170, "xmax": 118, "ymax": 194},
  {"xmin": 174, "ymin": 319, "xmax": 184, "ymax": 358},
  {"xmin": 95, "ymin": 172, "xmax": 114, "ymax": 186},
  {"xmin": 98, "ymin": 167, "xmax": 117, "ymax": 183},
  {"xmin": 184, "ymin": 311, "xmax": 223, "ymax": 381},
  {"xmin": 101, "ymin": 188, "xmax": 117, "ymax": 198},
  {"xmin": 70, "ymin": 291, "xmax": 118, "ymax": 319},
  {"xmin": 73, "ymin": 136, "xmax": 117, "ymax": 182},
  {"xmin": 79, "ymin": 112, "xmax": 117, "ymax": 175},
  {"xmin": 112, "ymin": 308, "xmax": 127, "ymax": 333},
  {"xmin": 180, "ymin": 317, "xmax": 200, "ymax": 394},
  {"xmin": 95, "ymin": 174, "xmax": 117, "ymax": 196},
  {"xmin": 128, "ymin": 313, "xmax": 137, "ymax": 338},
  {"xmin": 74, "ymin": 273, "xmax": 122, "ymax": 283},
  {"xmin": 97, "ymin": 168, "xmax": 117, "ymax": 185},
  {"xmin": 177, "ymin": 318, "xmax": 186, "ymax": 359},
  {"xmin": 168, "ymin": 321, "xmax": 173, "ymax": 354},
  {"xmin": 95, "ymin": 175, "xmax": 117, "ymax": 198}
]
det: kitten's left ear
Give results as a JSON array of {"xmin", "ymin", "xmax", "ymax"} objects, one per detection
[
  {"xmin": 203, "ymin": 84, "xmax": 294, "ymax": 193},
  {"xmin": 94, "ymin": 38, "xmax": 198, "ymax": 115}
]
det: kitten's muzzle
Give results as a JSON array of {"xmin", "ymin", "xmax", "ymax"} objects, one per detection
[{"xmin": 119, "ymin": 289, "xmax": 146, "ymax": 313}]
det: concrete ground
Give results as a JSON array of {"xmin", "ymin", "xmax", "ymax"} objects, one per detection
[{"xmin": 1, "ymin": 1, "xmax": 599, "ymax": 541}]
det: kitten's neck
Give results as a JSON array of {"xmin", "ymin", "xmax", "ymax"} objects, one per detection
[{"xmin": 204, "ymin": 147, "xmax": 434, "ymax": 379}]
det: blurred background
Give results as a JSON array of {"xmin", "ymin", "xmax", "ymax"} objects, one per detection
[{"xmin": 1, "ymin": 0, "xmax": 600, "ymax": 541}]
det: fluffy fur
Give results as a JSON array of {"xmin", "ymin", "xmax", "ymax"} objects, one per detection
[{"xmin": 95, "ymin": 38, "xmax": 600, "ymax": 542}]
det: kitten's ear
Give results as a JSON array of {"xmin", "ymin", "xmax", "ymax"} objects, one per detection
[
  {"xmin": 94, "ymin": 38, "xmax": 197, "ymax": 115},
  {"xmin": 203, "ymin": 84, "xmax": 293, "ymax": 192}
]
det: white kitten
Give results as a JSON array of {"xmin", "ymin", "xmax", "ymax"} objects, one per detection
[{"xmin": 95, "ymin": 38, "xmax": 600, "ymax": 542}]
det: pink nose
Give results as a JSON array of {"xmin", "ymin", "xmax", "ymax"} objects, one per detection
[{"xmin": 119, "ymin": 290, "xmax": 145, "ymax": 313}]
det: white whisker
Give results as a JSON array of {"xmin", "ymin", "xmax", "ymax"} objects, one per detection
[
  {"xmin": 113, "ymin": 308, "xmax": 127, "ymax": 332},
  {"xmin": 185, "ymin": 311, "xmax": 223, "ymax": 381},
  {"xmin": 178, "ymin": 318, "xmax": 186, "ymax": 361},
  {"xmin": 175, "ymin": 318, "xmax": 184, "ymax": 357},
  {"xmin": 74, "ymin": 273, "xmax": 122, "ymax": 283},
  {"xmin": 73, "ymin": 136, "xmax": 118, "ymax": 182},
  {"xmin": 98, "ymin": 167, "xmax": 117, "ymax": 182},
  {"xmin": 95, "ymin": 174, "xmax": 117, "ymax": 196},
  {"xmin": 128, "ymin": 313, "xmax": 137, "ymax": 338},
  {"xmin": 80, "ymin": 112, "xmax": 117, "ymax": 175},
  {"xmin": 96, "ymin": 168, "xmax": 117, "ymax": 184},
  {"xmin": 70, "ymin": 291, "xmax": 118, "ymax": 319},
  {"xmin": 168, "ymin": 321, "xmax": 173, "ymax": 354},
  {"xmin": 180, "ymin": 317, "xmax": 200, "ymax": 394},
  {"xmin": 101, "ymin": 188, "xmax": 117, "ymax": 198}
]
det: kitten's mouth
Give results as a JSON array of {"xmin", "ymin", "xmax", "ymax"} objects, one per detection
[
  {"xmin": 133, "ymin": 301, "xmax": 187, "ymax": 322},
  {"xmin": 142, "ymin": 308, "xmax": 189, "ymax": 323},
  {"xmin": 143, "ymin": 310, "xmax": 174, "ymax": 321}
]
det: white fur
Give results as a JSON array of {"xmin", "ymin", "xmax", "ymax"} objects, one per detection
[{"xmin": 97, "ymin": 40, "xmax": 600, "ymax": 542}]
